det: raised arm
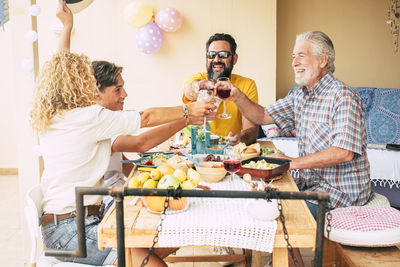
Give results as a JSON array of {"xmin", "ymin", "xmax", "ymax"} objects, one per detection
[
  {"xmin": 227, "ymin": 83, "xmax": 274, "ymax": 126},
  {"xmin": 56, "ymin": 0, "xmax": 73, "ymax": 51},
  {"xmin": 113, "ymin": 113, "xmax": 206, "ymax": 153},
  {"xmin": 140, "ymin": 99, "xmax": 216, "ymax": 128}
]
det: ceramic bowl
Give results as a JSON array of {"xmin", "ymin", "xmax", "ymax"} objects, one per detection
[{"xmin": 195, "ymin": 161, "xmax": 227, "ymax": 183}]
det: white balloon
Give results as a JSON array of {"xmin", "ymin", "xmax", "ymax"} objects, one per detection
[
  {"xmin": 21, "ymin": 59, "xmax": 34, "ymax": 71},
  {"xmin": 29, "ymin": 5, "xmax": 41, "ymax": 16},
  {"xmin": 25, "ymin": 30, "xmax": 38, "ymax": 42}
]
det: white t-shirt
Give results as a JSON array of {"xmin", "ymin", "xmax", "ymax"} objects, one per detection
[
  {"xmin": 40, "ymin": 105, "xmax": 141, "ymax": 214},
  {"xmin": 103, "ymin": 137, "xmax": 126, "ymax": 188}
]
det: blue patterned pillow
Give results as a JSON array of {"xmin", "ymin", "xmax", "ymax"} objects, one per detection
[{"xmin": 353, "ymin": 87, "xmax": 400, "ymax": 144}]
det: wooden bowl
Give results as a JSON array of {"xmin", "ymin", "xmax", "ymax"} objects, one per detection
[{"xmin": 195, "ymin": 162, "xmax": 227, "ymax": 183}]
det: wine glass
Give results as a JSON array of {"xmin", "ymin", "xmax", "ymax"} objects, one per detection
[
  {"xmin": 197, "ymin": 82, "xmax": 214, "ymax": 133},
  {"xmin": 216, "ymin": 77, "xmax": 232, "ymax": 119},
  {"xmin": 223, "ymin": 146, "xmax": 241, "ymax": 182}
]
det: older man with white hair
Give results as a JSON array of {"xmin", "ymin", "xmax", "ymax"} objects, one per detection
[{"xmin": 225, "ymin": 31, "xmax": 371, "ymax": 218}]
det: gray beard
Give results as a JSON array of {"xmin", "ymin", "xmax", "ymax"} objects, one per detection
[{"xmin": 207, "ymin": 63, "xmax": 233, "ymax": 81}]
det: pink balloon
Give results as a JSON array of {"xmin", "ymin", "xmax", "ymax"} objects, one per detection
[
  {"xmin": 136, "ymin": 23, "xmax": 163, "ymax": 54},
  {"xmin": 155, "ymin": 7, "xmax": 183, "ymax": 32}
]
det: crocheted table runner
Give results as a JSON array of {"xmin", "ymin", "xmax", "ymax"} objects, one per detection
[{"xmin": 158, "ymin": 175, "xmax": 278, "ymax": 252}]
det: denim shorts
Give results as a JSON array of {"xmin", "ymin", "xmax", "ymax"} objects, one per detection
[{"xmin": 42, "ymin": 214, "xmax": 117, "ymax": 265}]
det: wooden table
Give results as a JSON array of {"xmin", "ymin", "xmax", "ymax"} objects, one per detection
[{"xmin": 97, "ymin": 141, "xmax": 316, "ymax": 267}]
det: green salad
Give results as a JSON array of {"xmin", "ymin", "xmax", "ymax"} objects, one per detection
[{"xmin": 261, "ymin": 146, "xmax": 283, "ymax": 156}]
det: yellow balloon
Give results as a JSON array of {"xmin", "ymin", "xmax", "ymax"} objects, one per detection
[{"xmin": 124, "ymin": 2, "xmax": 153, "ymax": 28}]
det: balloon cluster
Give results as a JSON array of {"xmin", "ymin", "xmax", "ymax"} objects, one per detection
[{"xmin": 124, "ymin": 2, "xmax": 183, "ymax": 54}]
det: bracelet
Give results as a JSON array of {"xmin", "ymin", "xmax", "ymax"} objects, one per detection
[
  {"xmin": 182, "ymin": 104, "xmax": 189, "ymax": 119},
  {"xmin": 182, "ymin": 104, "xmax": 190, "ymax": 125}
]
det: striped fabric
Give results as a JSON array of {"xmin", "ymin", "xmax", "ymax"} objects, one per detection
[{"xmin": 266, "ymin": 73, "xmax": 371, "ymax": 208}]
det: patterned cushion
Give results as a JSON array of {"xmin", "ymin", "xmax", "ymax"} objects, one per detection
[
  {"xmin": 353, "ymin": 87, "xmax": 400, "ymax": 144},
  {"xmin": 325, "ymin": 206, "xmax": 400, "ymax": 247}
]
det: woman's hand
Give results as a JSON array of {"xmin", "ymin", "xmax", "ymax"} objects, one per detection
[
  {"xmin": 187, "ymin": 98, "xmax": 216, "ymax": 116},
  {"xmin": 187, "ymin": 99, "xmax": 217, "ymax": 125},
  {"xmin": 56, "ymin": 1, "xmax": 73, "ymax": 30},
  {"xmin": 184, "ymin": 80, "xmax": 215, "ymax": 101}
]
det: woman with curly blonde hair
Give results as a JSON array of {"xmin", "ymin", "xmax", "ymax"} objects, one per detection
[
  {"xmin": 31, "ymin": 50, "xmax": 97, "ymax": 133},
  {"xmin": 31, "ymin": 2, "xmax": 215, "ymax": 266}
]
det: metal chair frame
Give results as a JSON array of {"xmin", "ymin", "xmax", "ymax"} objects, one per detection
[{"xmin": 45, "ymin": 187, "xmax": 329, "ymax": 267}]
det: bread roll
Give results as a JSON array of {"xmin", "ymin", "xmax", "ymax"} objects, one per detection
[{"xmin": 243, "ymin": 147, "xmax": 257, "ymax": 154}]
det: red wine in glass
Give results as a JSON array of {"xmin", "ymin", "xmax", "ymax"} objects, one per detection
[
  {"xmin": 217, "ymin": 88, "xmax": 231, "ymax": 99},
  {"xmin": 223, "ymin": 160, "xmax": 242, "ymax": 173}
]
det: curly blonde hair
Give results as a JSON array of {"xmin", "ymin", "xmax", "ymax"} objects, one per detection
[{"xmin": 30, "ymin": 50, "xmax": 98, "ymax": 133}]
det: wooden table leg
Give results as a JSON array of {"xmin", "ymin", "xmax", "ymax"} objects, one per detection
[
  {"xmin": 125, "ymin": 248, "xmax": 132, "ymax": 267},
  {"xmin": 273, "ymin": 247, "xmax": 288, "ymax": 267},
  {"xmin": 252, "ymin": 250, "xmax": 261, "ymax": 267}
]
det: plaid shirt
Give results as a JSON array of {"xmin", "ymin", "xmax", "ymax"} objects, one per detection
[{"xmin": 266, "ymin": 73, "xmax": 371, "ymax": 208}]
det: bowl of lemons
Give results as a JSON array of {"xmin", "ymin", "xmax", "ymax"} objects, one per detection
[{"xmin": 128, "ymin": 164, "xmax": 201, "ymax": 213}]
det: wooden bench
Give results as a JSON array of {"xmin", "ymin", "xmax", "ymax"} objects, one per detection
[{"xmin": 322, "ymin": 238, "xmax": 400, "ymax": 267}]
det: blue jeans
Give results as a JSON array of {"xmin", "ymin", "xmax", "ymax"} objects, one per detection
[
  {"xmin": 306, "ymin": 200, "xmax": 331, "ymax": 220},
  {"xmin": 42, "ymin": 215, "xmax": 117, "ymax": 265}
]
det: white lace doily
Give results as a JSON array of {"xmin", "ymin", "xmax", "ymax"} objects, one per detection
[{"xmin": 158, "ymin": 175, "xmax": 278, "ymax": 253}]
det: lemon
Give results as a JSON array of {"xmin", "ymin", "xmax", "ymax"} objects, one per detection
[
  {"xmin": 173, "ymin": 168, "xmax": 187, "ymax": 183},
  {"xmin": 156, "ymin": 163, "xmax": 175, "ymax": 176},
  {"xmin": 143, "ymin": 179, "xmax": 158, "ymax": 189},
  {"xmin": 150, "ymin": 169, "xmax": 162, "ymax": 181},
  {"xmin": 128, "ymin": 176, "xmax": 140, "ymax": 188},
  {"xmin": 187, "ymin": 168, "xmax": 201, "ymax": 185},
  {"xmin": 181, "ymin": 180, "xmax": 195, "ymax": 190},
  {"xmin": 138, "ymin": 172, "xmax": 151, "ymax": 185}
]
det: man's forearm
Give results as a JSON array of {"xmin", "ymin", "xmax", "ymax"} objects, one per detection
[
  {"xmin": 141, "ymin": 106, "xmax": 183, "ymax": 127},
  {"xmin": 113, "ymin": 119, "xmax": 187, "ymax": 153},
  {"xmin": 234, "ymin": 94, "xmax": 274, "ymax": 125},
  {"xmin": 290, "ymin": 146, "xmax": 354, "ymax": 170}
]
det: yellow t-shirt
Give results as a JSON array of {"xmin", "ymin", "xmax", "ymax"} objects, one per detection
[{"xmin": 182, "ymin": 73, "xmax": 258, "ymax": 137}]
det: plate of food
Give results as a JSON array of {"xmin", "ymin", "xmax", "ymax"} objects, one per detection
[
  {"xmin": 237, "ymin": 156, "xmax": 291, "ymax": 180},
  {"xmin": 121, "ymin": 153, "xmax": 172, "ymax": 168},
  {"xmin": 122, "ymin": 153, "xmax": 194, "ymax": 171}
]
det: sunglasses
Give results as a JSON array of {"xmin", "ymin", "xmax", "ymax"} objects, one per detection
[{"xmin": 206, "ymin": 51, "xmax": 232, "ymax": 59}]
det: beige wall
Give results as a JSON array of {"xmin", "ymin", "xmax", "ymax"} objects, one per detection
[
  {"xmin": 277, "ymin": 0, "xmax": 400, "ymax": 99},
  {"xmin": 0, "ymin": 0, "xmax": 277, "ymax": 169},
  {"xmin": 36, "ymin": 0, "xmax": 277, "ymax": 110},
  {"xmin": 0, "ymin": 0, "xmax": 277, "ymax": 263}
]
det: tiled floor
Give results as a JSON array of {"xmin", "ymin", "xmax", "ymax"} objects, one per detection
[
  {"xmin": 0, "ymin": 174, "xmax": 312, "ymax": 267},
  {"xmin": 0, "ymin": 175, "xmax": 23, "ymax": 267}
]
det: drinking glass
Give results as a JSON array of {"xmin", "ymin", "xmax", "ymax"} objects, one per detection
[
  {"xmin": 216, "ymin": 77, "xmax": 232, "ymax": 119},
  {"xmin": 223, "ymin": 146, "xmax": 241, "ymax": 182},
  {"xmin": 197, "ymin": 83, "xmax": 214, "ymax": 133}
]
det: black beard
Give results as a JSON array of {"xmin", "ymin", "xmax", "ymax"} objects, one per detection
[{"xmin": 207, "ymin": 62, "xmax": 233, "ymax": 81}]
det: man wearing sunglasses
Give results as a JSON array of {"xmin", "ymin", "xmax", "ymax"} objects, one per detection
[{"xmin": 182, "ymin": 33, "xmax": 259, "ymax": 145}]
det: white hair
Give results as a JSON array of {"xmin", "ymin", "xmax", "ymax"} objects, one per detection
[{"xmin": 296, "ymin": 31, "xmax": 335, "ymax": 73}]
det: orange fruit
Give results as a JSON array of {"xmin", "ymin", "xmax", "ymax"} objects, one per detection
[
  {"xmin": 156, "ymin": 163, "xmax": 175, "ymax": 176},
  {"xmin": 169, "ymin": 197, "xmax": 187, "ymax": 210},
  {"xmin": 144, "ymin": 196, "xmax": 166, "ymax": 212}
]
